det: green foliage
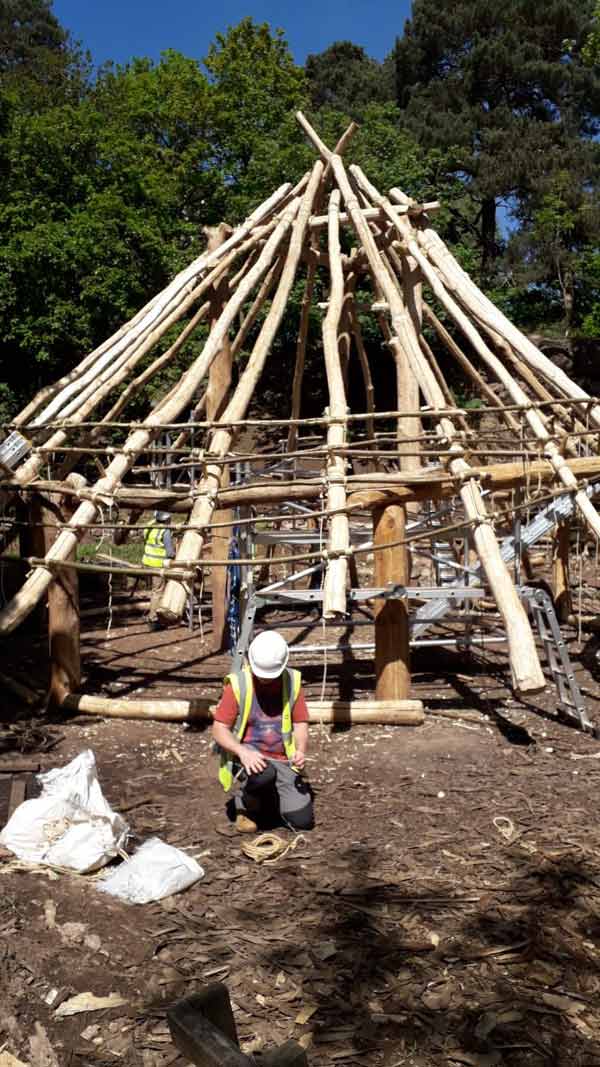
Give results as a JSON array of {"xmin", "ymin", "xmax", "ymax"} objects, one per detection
[
  {"xmin": 205, "ymin": 17, "xmax": 306, "ymax": 183},
  {"xmin": 305, "ymin": 41, "xmax": 392, "ymax": 117},
  {"xmin": 583, "ymin": 2, "xmax": 600, "ymax": 65},
  {"xmin": 392, "ymin": 0, "xmax": 600, "ymax": 274},
  {"xmin": 0, "ymin": 0, "xmax": 89, "ymax": 111},
  {"xmin": 506, "ymin": 160, "xmax": 600, "ymax": 330},
  {"xmin": 0, "ymin": 49, "xmax": 225, "ymax": 412},
  {"xmin": 579, "ymin": 248, "xmax": 600, "ymax": 335}
]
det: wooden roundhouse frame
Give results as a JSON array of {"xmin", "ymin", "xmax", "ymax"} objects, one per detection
[{"xmin": 1, "ymin": 115, "xmax": 599, "ymax": 729}]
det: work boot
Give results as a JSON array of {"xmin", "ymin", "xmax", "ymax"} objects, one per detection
[{"xmin": 235, "ymin": 812, "xmax": 258, "ymax": 834}]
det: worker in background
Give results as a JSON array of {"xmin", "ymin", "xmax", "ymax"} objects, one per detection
[
  {"xmin": 213, "ymin": 630, "xmax": 314, "ymax": 833},
  {"xmin": 142, "ymin": 510, "xmax": 175, "ymax": 631}
]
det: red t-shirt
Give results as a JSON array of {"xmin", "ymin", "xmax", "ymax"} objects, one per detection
[{"xmin": 214, "ymin": 675, "xmax": 309, "ymax": 761}]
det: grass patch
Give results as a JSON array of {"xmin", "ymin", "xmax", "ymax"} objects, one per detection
[{"xmin": 77, "ymin": 542, "xmax": 144, "ymax": 565}]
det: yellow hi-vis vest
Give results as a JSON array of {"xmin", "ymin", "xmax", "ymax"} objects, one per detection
[
  {"xmin": 142, "ymin": 524, "xmax": 167, "ymax": 568},
  {"xmin": 218, "ymin": 664, "xmax": 302, "ymax": 791}
]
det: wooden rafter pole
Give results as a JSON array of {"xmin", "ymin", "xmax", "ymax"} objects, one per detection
[
  {"xmin": 230, "ymin": 258, "xmax": 284, "ymax": 362},
  {"xmin": 0, "ymin": 195, "xmax": 306, "ymax": 635},
  {"xmin": 352, "ymin": 165, "xmax": 600, "ymax": 547},
  {"xmin": 481, "ymin": 325, "xmax": 588, "ymax": 443},
  {"xmin": 101, "ymin": 301, "xmax": 211, "ymax": 427},
  {"xmin": 383, "ymin": 248, "xmax": 422, "ymax": 480},
  {"xmin": 287, "ymin": 123, "xmax": 359, "ymax": 455},
  {"xmin": 403, "ymin": 204, "xmax": 600, "ymax": 432},
  {"xmin": 322, "ymin": 189, "xmax": 350, "ymax": 616},
  {"xmin": 158, "ymin": 162, "xmax": 325, "ymax": 624},
  {"xmin": 12, "ymin": 182, "xmax": 296, "ymax": 436},
  {"xmin": 417, "ymin": 333, "xmax": 471, "ymax": 435},
  {"xmin": 205, "ymin": 223, "xmax": 234, "ymax": 653},
  {"xmin": 346, "ymin": 291, "xmax": 376, "ymax": 464},
  {"xmin": 422, "ymin": 304, "xmax": 521, "ymax": 435},
  {"xmin": 60, "ymin": 692, "xmax": 423, "ymax": 724},
  {"xmin": 286, "ymin": 256, "xmax": 317, "ymax": 454},
  {"xmin": 9, "ymin": 224, "xmax": 278, "ymax": 493},
  {"xmin": 291, "ymin": 129, "xmax": 544, "ymax": 693}
]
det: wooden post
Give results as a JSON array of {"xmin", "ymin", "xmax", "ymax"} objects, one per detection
[
  {"xmin": 45, "ymin": 496, "xmax": 80, "ymax": 707},
  {"xmin": 373, "ymin": 504, "xmax": 410, "ymax": 700},
  {"xmin": 398, "ymin": 252, "xmax": 422, "ymax": 489},
  {"xmin": 206, "ymin": 224, "xmax": 234, "ymax": 652},
  {"xmin": 553, "ymin": 522, "xmax": 572, "ymax": 623},
  {"xmin": 18, "ymin": 494, "xmax": 47, "ymax": 634}
]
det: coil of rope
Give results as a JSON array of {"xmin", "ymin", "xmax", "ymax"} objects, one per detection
[{"xmin": 240, "ymin": 832, "xmax": 305, "ymax": 865}]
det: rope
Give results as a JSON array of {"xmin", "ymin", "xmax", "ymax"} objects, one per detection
[
  {"xmin": 5, "ymin": 396, "xmax": 596, "ymax": 434},
  {"xmin": 577, "ymin": 527, "xmax": 583, "ymax": 646},
  {"xmin": 318, "ymin": 488, "xmax": 328, "ymax": 705},
  {"xmin": 240, "ymin": 832, "xmax": 305, "ymax": 864},
  {"xmin": 94, "ymin": 504, "xmax": 114, "ymax": 640},
  {"xmin": 105, "ymin": 509, "xmax": 114, "ymax": 642}
]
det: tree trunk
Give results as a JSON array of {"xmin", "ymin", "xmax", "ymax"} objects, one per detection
[{"xmin": 481, "ymin": 197, "xmax": 497, "ymax": 276}]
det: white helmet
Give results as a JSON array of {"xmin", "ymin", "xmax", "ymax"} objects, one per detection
[
  {"xmin": 154, "ymin": 510, "xmax": 171, "ymax": 523},
  {"xmin": 248, "ymin": 630, "xmax": 289, "ymax": 679}
]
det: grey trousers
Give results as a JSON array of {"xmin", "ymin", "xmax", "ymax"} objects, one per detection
[
  {"xmin": 235, "ymin": 757, "xmax": 314, "ymax": 830},
  {"xmin": 148, "ymin": 574, "xmax": 166, "ymax": 620}
]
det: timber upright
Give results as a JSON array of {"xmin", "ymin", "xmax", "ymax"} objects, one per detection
[{"xmin": 212, "ymin": 631, "xmax": 314, "ymax": 833}]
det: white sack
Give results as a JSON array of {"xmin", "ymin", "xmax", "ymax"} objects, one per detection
[
  {"xmin": 0, "ymin": 750, "xmax": 128, "ymax": 873},
  {"xmin": 98, "ymin": 836, "xmax": 204, "ymax": 904}
]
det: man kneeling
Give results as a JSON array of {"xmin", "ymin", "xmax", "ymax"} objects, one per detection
[{"xmin": 213, "ymin": 631, "xmax": 314, "ymax": 834}]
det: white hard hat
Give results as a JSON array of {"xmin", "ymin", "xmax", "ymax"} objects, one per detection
[
  {"xmin": 248, "ymin": 630, "xmax": 289, "ymax": 679},
  {"xmin": 154, "ymin": 510, "xmax": 171, "ymax": 523}
]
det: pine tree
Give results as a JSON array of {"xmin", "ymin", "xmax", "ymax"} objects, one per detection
[
  {"xmin": 305, "ymin": 41, "xmax": 392, "ymax": 117},
  {"xmin": 393, "ymin": 0, "xmax": 600, "ymax": 275}
]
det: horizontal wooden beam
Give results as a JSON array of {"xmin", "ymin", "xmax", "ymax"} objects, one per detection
[
  {"xmin": 309, "ymin": 202, "xmax": 439, "ymax": 229},
  {"xmin": 61, "ymin": 693, "xmax": 424, "ymax": 725},
  {"xmin": 7, "ymin": 453, "xmax": 600, "ymax": 515}
]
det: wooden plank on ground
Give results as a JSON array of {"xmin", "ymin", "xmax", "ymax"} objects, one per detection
[{"xmin": 7, "ymin": 776, "xmax": 27, "ymax": 819}]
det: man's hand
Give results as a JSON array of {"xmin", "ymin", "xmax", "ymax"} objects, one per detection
[
  {"xmin": 239, "ymin": 745, "xmax": 267, "ymax": 775},
  {"xmin": 290, "ymin": 750, "xmax": 305, "ymax": 771}
]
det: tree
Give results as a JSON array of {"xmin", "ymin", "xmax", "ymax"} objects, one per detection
[
  {"xmin": 305, "ymin": 41, "xmax": 392, "ymax": 116},
  {"xmin": 205, "ymin": 17, "xmax": 306, "ymax": 187},
  {"xmin": 0, "ymin": 0, "xmax": 65, "ymax": 71},
  {"xmin": 0, "ymin": 0, "xmax": 88, "ymax": 109},
  {"xmin": 0, "ymin": 51, "xmax": 224, "ymax": 416},
  {"xmin": 392, "ymin": 0, "xmax": 600, "ymax": 276},
  {"xmin": 507, "ymin": 162, "xmax": 600, "ymax": 332}
]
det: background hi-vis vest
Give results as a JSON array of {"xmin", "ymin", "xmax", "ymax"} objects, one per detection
[
  {"xmin": 142, "ymin": 524, "xmax": 167, "ymax": 568},
  {"xmin": 218, "ymin": 665, "xmax": 302, "ymax": 791}
]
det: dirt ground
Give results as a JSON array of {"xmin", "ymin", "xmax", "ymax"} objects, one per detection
[{"xmin": 3, "ymin": 581, "xmax": 600, "ymax": 1066}]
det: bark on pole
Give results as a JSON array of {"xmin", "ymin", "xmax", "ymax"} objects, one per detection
[
  {"xmin": 205, "ymin": 224, "xmax": 233, "ymax": 652},
  {"xmin": 373, "ymin": 503, "xmax": 410, "ymax": 700}
]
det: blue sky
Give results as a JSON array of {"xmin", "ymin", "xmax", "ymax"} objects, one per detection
[{"xmin": 53, "ymin": 0, "xmax": 411, "ymax": 69}]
